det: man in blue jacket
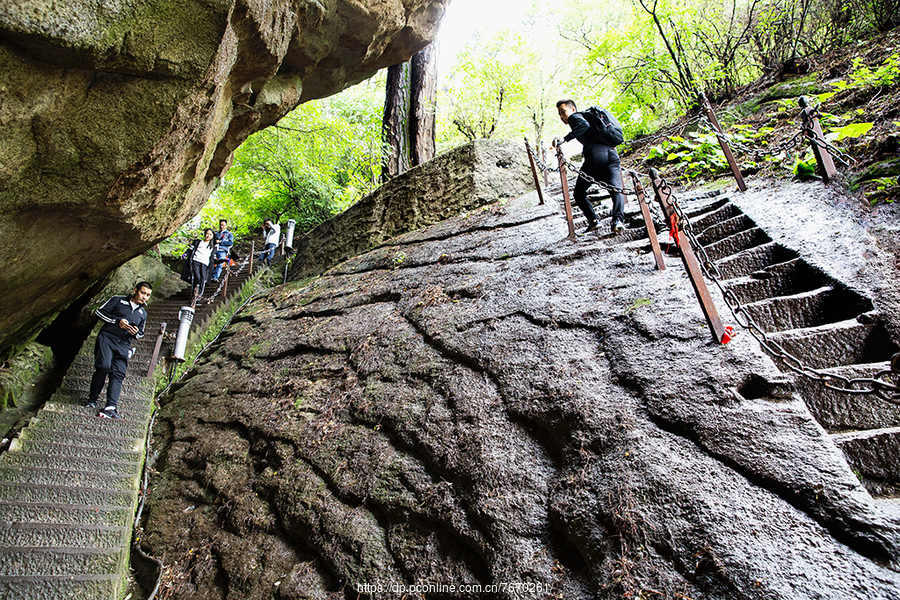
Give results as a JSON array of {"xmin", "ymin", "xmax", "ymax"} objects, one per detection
[
  {"xmin": 85, "ymin": 282, "xmax": 151, "ymax": 419},
  {"xmin": 212, "ymin": 218, "xmax": 233, "ymax": 281},
  {"xmin": 552, "ymin": 99, "xmax": 626, "ymax": 234}
]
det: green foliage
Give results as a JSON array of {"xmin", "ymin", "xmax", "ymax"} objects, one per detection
[
  {"xmin": 866, "ymin": 177, "xmax": 899, "ymax": 204},
  {"xmin": 831, "ymin": 53, "xmax": 900, "ymax": 91},
  {"xmin": 438, "ymin": 30, "xmax": 531, "ymax": 148},
  {"xmin": 204, "ymin": 75, "xmax": 386, "ymax": 235},
  {"xmin": 829, "ymin": 121, "xmax": 874, "ymax": 140},
  {"xmin": 645, "ymin": 125, "xmax": 771, "ymax": 180},
  {"xmin": 793, "ymin": 155, "xmax": 818, "ymax": 179}
]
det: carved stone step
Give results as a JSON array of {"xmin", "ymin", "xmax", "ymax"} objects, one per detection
[
  {"xmin": 714, "ymin": 242, "xmax": 799, "ymax": 280},
  {"xmin": 0, "ymin": 482, "xmax": 136, "ymax": 508},
  {"xmin": 721, "ymin": 258, "xmax": 830, "ymax": 304},
  {"xmin": 767, "ymin": 319, "xmax": 898, "ymax": 369},
  {"xmin": 686, "ymin": 201, "xmax": 741, "ymax": 233},
  {"xmin": 0, "ymin": 466, "xmax": 139, "ymax": 492},
  {"xmin": 740, "ymin": 285, "xmax": 873, "ymax": 333},
  {"xmin": 695, "ymin": 213, "xmax": 755, "ymax": 247},
  {"xmin": 0, "ymin": 522, "xmax": 129, "ymax": 549},
  {"xmin": 5, "ymin": 440, "xmax": 141, "ymax": 463},
  {"xmin": 702, "ymin": 226, "xmax": 771, "ymax": 262},
  {"xmin": 0, "ymin": 546, "xmax": 127, "ymax": 577},
  {"xmin": 791, "ymin": 362, "xmax": 900, "ymax": 431},
  {"xmin": 832, "ymin": 427, "xmax": 900, "ymax": 494},
  {"xmin": 0, "ymin": 501, "xmax": 134, "ymax": 527},
  {"xmin": 0, "ymin": 574, "xmax": 120, "ymax": 600},
  {"xmin": 26, "ymin": 410, "xmax": 148, "ymax": 437},
  {"xmin": 0, "ymin": 451, "xmax": 140, "ymax": 476},
  {"xmin": 13, "ymin": 430, "xmax": 144, "ymax": 453}
]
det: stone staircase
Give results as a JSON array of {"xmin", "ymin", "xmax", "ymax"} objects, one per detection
[
  {"xmin": 547, "ymin": 177, "xmax": 900, "ymax": 501},
  {"xmin": 675, "ymin": 192, "xmax": 900, "ymax": 500},
  {"xmin": 0, "ymin": 257, "xmax": 261, "ymax": 599}
]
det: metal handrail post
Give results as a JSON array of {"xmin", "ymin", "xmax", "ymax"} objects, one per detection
[
  {"xmin": 630, "ymin": 171, "xmax": 665, "ymax": 271},
  {"xmin": 700, "ymin": 92, "xmax": 747, "ymax": 192},
  {"xmin": 649, "ymin": 168, "xmax": 728, "ymax": 343},
  {"xmin": 524, "ymin": 138, "xmax": 545, "ymax": 205},
  {"xmin": 146, "ymin": 323, "xmax": 167, "ymax": 378},
  {"xmin": 557, "ymin": 147, "xmax": 577, "ymax": 240},
  {"xmin": 799, "ymin": 96, "xmax": 837, "ymax": 182}
]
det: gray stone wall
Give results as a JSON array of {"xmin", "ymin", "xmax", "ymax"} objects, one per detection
[{"xmin": 288, "ymin": 139, "xmax": 532, "ymax": 281}]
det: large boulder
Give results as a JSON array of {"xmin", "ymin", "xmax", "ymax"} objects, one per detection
[
  {"xmin": 142, "ymin": 177, "xmax": 900, "ymax": 599},
  {"xmin": 0, "ymin": 0, "xmax": 447, "ymax": 355}
]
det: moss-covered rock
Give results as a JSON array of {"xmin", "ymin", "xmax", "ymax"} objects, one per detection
[
  {"xmin": 0, "ymin": 342, "xmax": 54, "ymax": 412},
  {"xmin": 0, "ymin": 0, "xmax": 447, "ymax": 356},
  {"xmin": 760, "ymin": 74, "xmax": 829, "ymax": 100}
]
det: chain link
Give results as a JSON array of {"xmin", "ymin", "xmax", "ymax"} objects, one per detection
[
  {"xmin": 801, "ymin": 107, "xmax": 856, "ymax": 167},
  {"xmin": 203, "ymin": 251, "xmax": 253, "ymax": 304},
  {"xmin": 695, "ymin": 115, "xmax": 806, "ymax": 161},
  {"xmin": 629, "ymin": 115, "xmax": 704, "ymax": 146},
  {"xmin": 654, "ymin": 173, "xmax": 899, "ymax": 402}
]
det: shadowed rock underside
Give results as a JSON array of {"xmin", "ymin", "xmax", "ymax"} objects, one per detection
[{"xmin": 0, "ymin": 0, "xmax": 447, "ymax": 354}]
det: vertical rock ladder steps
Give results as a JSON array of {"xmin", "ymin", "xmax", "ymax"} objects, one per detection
[
  {"xmin": 550, "ymin": 179, "xmax": 900, "ymax": 504},
  {"xmin": 0, "ymin": 262, "xmax": 259, "ymax": 599}
]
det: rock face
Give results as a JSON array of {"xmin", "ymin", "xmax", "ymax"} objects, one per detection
[
  {"xmin": 143, "ymin": 177, "xmax": 900, "ymax": 599},
  {"xmin": 0, "ymin": 0, "xmax": 447, "ymax": 354},
  {"xmin": 289, "ymin": 139, "xmax": 531, "ymax": 281}
]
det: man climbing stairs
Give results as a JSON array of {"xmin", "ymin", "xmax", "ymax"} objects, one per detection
[{"xmin": 0, "ymin": 257, "xmax": 258, "ymax": 599}]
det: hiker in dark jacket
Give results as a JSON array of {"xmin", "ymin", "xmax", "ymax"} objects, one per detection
[
  {"xmin": 85, "ymin": 282, "xmax": 151, "ymax": 419},
  {"xmin": 552, "ymin": 99, "xmax": 626, "ymax": 234}
]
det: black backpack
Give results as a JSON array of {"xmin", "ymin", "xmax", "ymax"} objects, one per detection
[{"xmin": 582, "ymin": 106, "xmax": 625, "ymax": 147}]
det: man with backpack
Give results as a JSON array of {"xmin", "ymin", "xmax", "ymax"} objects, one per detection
[{"xmin": 552, "ymin": 99, "xmax": 626, "ymax": 234}]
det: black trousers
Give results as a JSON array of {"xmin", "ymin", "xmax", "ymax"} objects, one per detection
[
  {"xmin": 573, "ymin": 143, "xmax": 626, "ymax": 225},
  {"xmin": 89, "ymin": 331, "xmax": 131, "ymax": 408},
  {"xmin": 191, "ymin": 260, "xmax": 209, "ymax": 296}
]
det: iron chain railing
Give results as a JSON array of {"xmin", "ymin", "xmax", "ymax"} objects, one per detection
[
  {"xmin": 653, "ymin": 174, "xmax": 900, "ymax": 402},
  {"xmin": 800, "ymin": 106, "xmax": 856, "ymax": 167},
  {"xmin": 203, "ymin": 251, "xmax": 252, "ymax": 304}
]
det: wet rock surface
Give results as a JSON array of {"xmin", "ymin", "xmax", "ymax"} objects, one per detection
[{"xmin": 144, "ymin": 179, "xmax": 900, "ymax": 599}]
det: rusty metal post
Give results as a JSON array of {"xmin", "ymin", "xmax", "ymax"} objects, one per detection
[
  {"xmin": 222, "ymin": 268, "xmax": 229, "ymax": 298},
  {"xmin": 557, "ymin": 147, "xmax": 577, "ymax": 240},
  {"xmin": 799, "ymin": 96, "xmax": 837, "ymax": 183},
  {"xmin": 146, "ymin": 322, "xmax": 167, "ymax": 378},
  {"xmin": 630, "ymin": 172, "xmax": 665, "ymax": 271},
  {"xmin": 524, "ymin": 138, "xmax": 545, "ymax": 205},
  {"xmin": 649, "ymin": 168, "xmax": 728, "ymax": 344},
  {"xmin": 699, "ymin": 92, "xmax": 747, "ymax": 192},
  {"xmin": 541, "ymin": 146, "xmax": 549, "ymax": 188},
  {"xmin": 249, "ymin": 241, "xmax": 254, "ymax": 273}
]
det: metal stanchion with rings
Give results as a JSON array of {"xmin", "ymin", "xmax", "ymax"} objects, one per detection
[
  {"xmin": 556, "ymin": 146, "xmax": 577, "ymax": 240},
  {"xmin": 283, "ymin": 219, "xmax": 296, "ymax": 283}
]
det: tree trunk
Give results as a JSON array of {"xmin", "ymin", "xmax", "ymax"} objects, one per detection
[
  {"xmin": 382, "ymin": 61, "xmax": 411, "ymax": 180},
  {"xmin": 409, "ymin": 42, "xmax": 438, "ymax": 167},
  {"xmin": 382, "ymin": 43, "xmax": 438, "ymax": 180}
]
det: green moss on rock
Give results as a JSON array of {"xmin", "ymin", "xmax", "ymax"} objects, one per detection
[
  {"xmin": 0, "ymin": 342, "xmax": 54, "ymax": 411},
  {"xmin": 761, "ymin": 74, "xmax": 828, "ymax": 101}
]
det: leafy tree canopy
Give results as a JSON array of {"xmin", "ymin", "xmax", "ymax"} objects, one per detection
[{"xmin": 200, "ymin": 73, "xmax": 386, "ymax": 237}]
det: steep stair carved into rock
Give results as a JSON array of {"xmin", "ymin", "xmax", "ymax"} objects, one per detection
[
  {"xmin": 545, "ymin": 176, "xmax": 899, "ymax": 500},
  {"xmin": 676, "ymin": 191, "xmax": 900, "ymax": 500},
  {"xmin": 0, "ymin": 259, "xmax": 260, "ymax": 599}
]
